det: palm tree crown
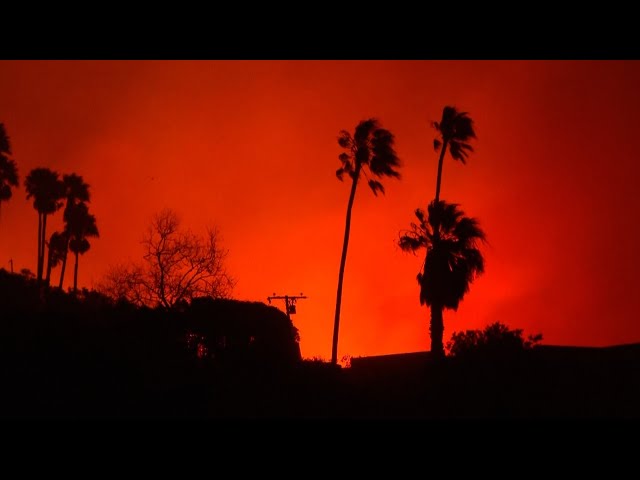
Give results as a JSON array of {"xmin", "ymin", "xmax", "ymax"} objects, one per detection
[
  {"xmin": 66, "ymin": 202, "xmax": 99, "ymax": 248},
  {"xmin": 399, "ymin": 200, "xmax": 485, "ymax": 309},
  {"xmin": 336, "ymin": 118, "xmax": 401, "ymax": 194},
  {"xmin": 62, "ymin": 173, "xmax": 90, "ymax": 208},
  {"xmin": 432, "ymin": 106, "xmax": 476, "ymax": 203},
  {"xmin": 0, "ymin": 123, "xmax": 19, "ymax": 209},
  {"xmin": 25, "ymin": 168, "xmax": 65, "ymax": 215}
]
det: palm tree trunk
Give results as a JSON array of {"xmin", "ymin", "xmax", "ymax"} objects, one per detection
[
  {"xmin": 59, "ymin": 236, "xmax": 69, "ymax": 289},
  {"xmin": 45, "ymin": 240, "xmax": 53, "ymax": 286},
  {"xmin": 36, "ymin": 213, "xmax": 42, "ymax": 283},
  {"xmin": 40, "ymin": 213, "xmax": 48, "ymax": 283},
  {"xmin": 430, "ymin": 303, "xmax": 444, "ymax": 357},
  {"xmin": 73, "ymin": 250, "xmax": 79, "ymax": 293},
  {"xmin": 331, "ymin": 164, "xmax": 361, "ymax": 365},
  {"xmin": 434, "ymin": 139, "xmax": 449, "ymax": 203}
]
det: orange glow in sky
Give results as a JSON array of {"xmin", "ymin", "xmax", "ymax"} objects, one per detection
[{"xmin": 2, "ymin": 60, "xmax": 639, "ymax": 359}]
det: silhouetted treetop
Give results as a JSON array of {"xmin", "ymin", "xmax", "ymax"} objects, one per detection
[
  {"xmin": 336, "ymin": 118, "xmax": 400, "ymax": 195},
  {"xmin": 99, "ymin": 209, "xmax": 234, "ymax": 309},
  {"xmin": 25, "ymin": 168, "xmax": 65, "ymax": 214},
  {"xmin": 432, "ymin": 106, "xmax": 476, "ymax": 165},
  {"xmin": 0, "ymin": 123, "xmax": 19, "ymax": 206},
  {"xmin": 431, "ymin": 106, "xmax": 477, "ymax": 204},
  {"xmin": 447, "ymin": 322, "xmax": 543, "ymax": 358},
  {"xmin": 399, "ymin": 200, "xmax": 486, "ymax": 310},
  {"xmin": 62, "ymin": 173, "xmax": 90, "ymax": 207}
]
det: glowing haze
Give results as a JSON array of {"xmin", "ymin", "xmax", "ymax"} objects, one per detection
[{"xmin": 1, "ymin": 60, "xmax": 639, "ymax": 359}]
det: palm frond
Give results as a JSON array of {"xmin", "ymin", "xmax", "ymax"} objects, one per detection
[
  {"xmin": 398, "ymin": 231, "xmax": 426, "ymax": 253},
  {"xmin": 369, "ymin": 128, "xmax": 400, "ymax": 179},
  {"xmin": 63, "ymin": 173, "xmax": 91, "ymax": 203},
  {"xmin": 449, "ymin": 141, "xmax": 474, "ymax": 164},
  {"xmin": 368, "ymin": 179, "xmax": 385, "ymax": 196},
  {"xmin": 453, "ymin": 114, "xmax": 476, "ymax": 140},
  {"xmin": 70, "ymin": 237, "xmax": 91, "ymax": 255},
  {"xmin": 0, "ymin": 123, "xmax": 11, "ymax": 155},
  {"xmin": 354, "ymin": 118, "xmax": 378, "ymax": 145},
  {"xmin": 0, "ymin": 184, "xmax": 11, "ymax": 201},
  {"xmin": 337, "ymin": 130, "xmax": 352, "ymax": 149},
  {"xmin": 0, "ymin": 155, "xmax": 19, "ymax": 187},
  {"xmin": 338, "ymin": 152, "xmax": 350, "ymax": 164},
  {"xmin": 453, "ymin": 217, "xmax": 486, "ymax": 245}
]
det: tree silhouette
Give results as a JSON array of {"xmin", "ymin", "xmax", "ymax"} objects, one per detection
[
  {"xmin": 59, "ymin": 174, "xmax": 91, "ymax": 289},
  {"xmin": 98, "ymin": 209, "xmax": 234, "ymax": 309},
  {"xmin": 332, "ymin": 118, "xmax": 401, "ymax": 365},
  {"xmin": 399, "ymin": 201, "xmax": 485, "ymax": 356},
  {"xmin": 45, "ymin": 231, "xmax": 68, "ymax": 286},
  {"xmin": 432, "ymin": 106, "xmax": 476, "ymax": 203},
  {"xmin": 65, "ymin": 201, "xmax": 99, "ymax": 293},
  {"xmin": 447, "ymin": 322, "xmax": 542, "ymax": 358},
  {"xmin": 0, "ymin": 123, "xmax": 19, "ymax": 234},
  {"xmin": 24, "ymin": 168, "xmax": 65, "ymax": 283}
]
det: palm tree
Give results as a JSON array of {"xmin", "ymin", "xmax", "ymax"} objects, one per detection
[
  {"xmin": 432, "ymin": 106, "xmax": 476, "ymax": 203},
  {"xmin": 45, "ymin": 231, "xmax": 68, "ymax": 286},
  {"xmin": 332, "ymin": 118, "xmax": 401, "ymax": 365},
  {"xmin": 59, "ymin": 174, "xmax": 91, "ymax": 289},
  {"xmin": 399, "ymin": 200, "xmax": 486, "ymax": 356},
  {"xmin": 24, "ymin": 168, "xmax": 65, "ymax": 283},
  {"xmin": 0, "ymin": 123, "xmax": 19, "ymax": 232},
  {"xmin": 65, "ymin": 202, "xmax": 99, "ymax": 293}
]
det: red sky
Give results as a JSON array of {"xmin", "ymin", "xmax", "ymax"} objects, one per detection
[{"xmin": 1, "ymin": 60, "xmax": 639, "ymax": 359}]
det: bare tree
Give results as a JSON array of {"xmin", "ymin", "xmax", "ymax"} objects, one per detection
[
  {"xmin": 99, "ymin": 209, "xmax": 235, "ymax": 309},
  {"xmin": 99, "ymin": 263, "xmax": 148, "ymax": 306}
]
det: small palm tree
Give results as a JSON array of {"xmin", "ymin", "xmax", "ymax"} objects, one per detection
[
  {"xmin": 45, "ymin": 231, "xmax": 68, "ymax": 286},
  {"xmin": 59, "ymin": 174, "xmax": 91, "ymax": 289},
  {"xmin": 432, "ymin": 106, "xmax": 476, "ymax": 203},
  {"xmin": 0, "ymin": 123, "xmax": 19, "ymax": 233},
  {"xmin": 24, "ymin": 168, "xmax": 65, "ymax": 283},
  {"xmin": 332, "ymin": 118, "xmax": 401, "ymax": 365},
  {"xmin": 65, "ymin": 202, "xmax": 99, "ymax": 292},
  {"xmin": 399, "ymin": 200, "xmax": 486, "ymax": 356}
]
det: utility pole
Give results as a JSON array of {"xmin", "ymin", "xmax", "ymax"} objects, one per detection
[
  {"xmin": 267, "ymin": 292, "xmax": 308, "ymax": 321},
  {"xmin": 9, "ymin": 258, "xmax": 13, "ymax": 273}
]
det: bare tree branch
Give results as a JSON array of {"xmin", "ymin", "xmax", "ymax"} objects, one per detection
[{"xmin": 98, "ymin": 209, "xmax": 235, "ymax": 309}]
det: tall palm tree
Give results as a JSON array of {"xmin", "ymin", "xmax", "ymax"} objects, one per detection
[
  {"xmin": 59, "ymin": 174, "xmax": 91, "ymax": 289},
  {"xmin": 332, "ymin": 118, "xmax": 401, "ymax": 365},
  {"xmin": 24, "ymin": 168, "xmax": 65, "ymax": 283},
  {"xmin": 65, "ymin": 202, "xmax": 99, "ymax": 293},
  {"xmin": 0, "ymin": 123, "xmax": 19, "ymax": 231},
  {"xmin": 399, "ymin": 201, "xmax": 485, "ymax": 356},
  {"xmin": 45, "ymin": 231, "xmax": 67, "ymax": 286},
  {"xmin": 432, "ymin": 106, "xmax": 476, "ymax": 203}
]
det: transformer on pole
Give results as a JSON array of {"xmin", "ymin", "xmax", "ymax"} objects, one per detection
[{"xmin": 267, "ymin": 292, "xmax": 308, "ymax": 320}]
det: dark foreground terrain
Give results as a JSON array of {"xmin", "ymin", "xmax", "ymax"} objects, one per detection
[{"xmin": 1, "ymin": 270, "xmax": 639, "ymax": 418}]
